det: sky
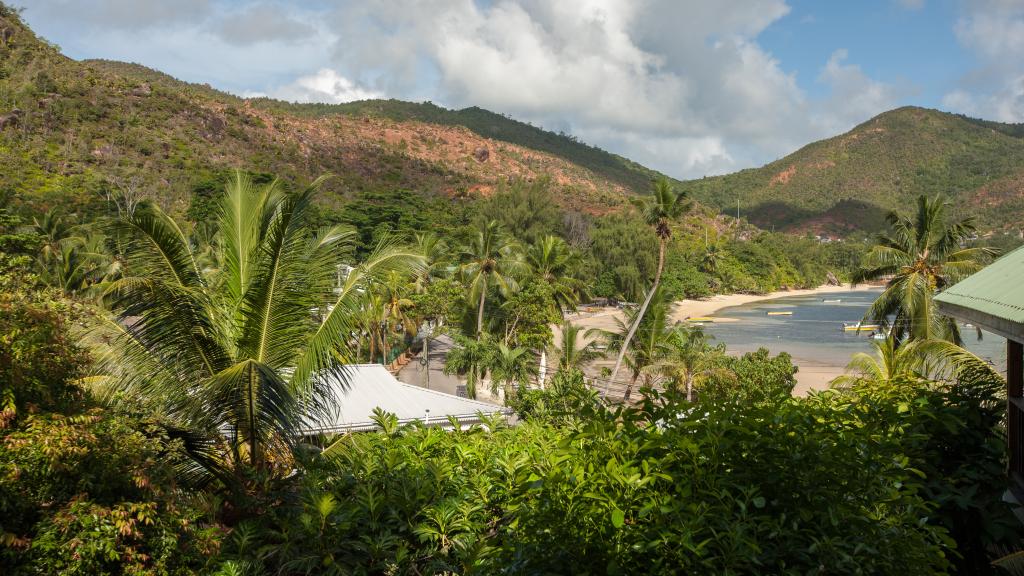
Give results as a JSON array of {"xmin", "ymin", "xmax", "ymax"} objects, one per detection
[{"xmin": 18, "ymin": 0, "xmax": 1024, "ymax": 179}]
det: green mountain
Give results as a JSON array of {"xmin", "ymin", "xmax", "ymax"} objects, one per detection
[
  {"xmin": 0, "ymin": 7, "xmax": 665, "ymax": 220},
  {"xmin": 4, "ymin": 6, "xmax": 1024, "ymax": 239},
  {"xmin": 679, "ymin": 107, "xmax": 1024, "ymax": 235}
]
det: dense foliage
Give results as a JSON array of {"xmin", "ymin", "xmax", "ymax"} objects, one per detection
[
  {"xmin": 0, "ymin": 255, "xmax": 223, "ymax": 574},
  {"xmin": 3, "ymin": 6, "xmax": 1022, "ymax": 574},
  {"xmin": 203, "ymin": 371, "xmax": 1014, "ymax": 575},
  {"xmin": 3, "ymin": 184, "xmax": 1020, "ymax": 576}
]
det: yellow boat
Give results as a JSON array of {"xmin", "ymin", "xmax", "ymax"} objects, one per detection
[
  {"xmin": 687, "ymin": 317, "xmax": 714, "ymax": 323},
  {"xmin": 843, "ymin": 323, "xmax": 880, "ymax": 331},
  {"xmin": 767, "ymin": 311, "xmax": 793, "ymax": 316}
]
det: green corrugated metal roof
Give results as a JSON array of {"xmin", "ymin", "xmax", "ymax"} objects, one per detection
[{"xmin": 935, "ymin": 244, "xmax": 1024, "ymax": 326}]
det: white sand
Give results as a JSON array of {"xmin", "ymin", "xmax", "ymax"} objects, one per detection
[
  {"xmin": 667, "ymin": 283, "xmax": 856, "ymax": 323},
  {"xmin": 565, "ymin": 284, "xmax": 863, "ymax": 396}
]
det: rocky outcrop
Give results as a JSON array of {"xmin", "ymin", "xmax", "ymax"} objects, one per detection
[
  {"xmin": 473, "ymin": 145, "xmax": 490, "ymax": 162},
  {"xmin": 0, "ymin": 108, "xmax": 22, "ymax": 129}
]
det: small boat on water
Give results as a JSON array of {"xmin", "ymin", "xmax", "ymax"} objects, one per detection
[
  {"xmin": 687, "ymin": 316, "xmax": 714, "ymax": 323},
  {"xmin": 843, "ymin": 323, "xmax": 880, "ymax": 332},
  {"xmin": 822, "ymin": 299, "xmax": 841, "ymax": 303},
  {"xmin": 767, "ymin": 311, "xmax": 793, "ymax": 316}
]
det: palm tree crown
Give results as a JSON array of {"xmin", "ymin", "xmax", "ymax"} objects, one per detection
[
  {"xmin": 459, "ymin": 220, "xmax": 525, "ymax": 335},
  {"xmin": 635, "ymin": 178, "xmax": 693, "ymax": 241},
  {"xmin": 553, "ymin": 320, "xmax": 602, "ymax": 374},
  {"xmin": 591, "ymin": 287, "xmax": 674, "ymax": 401},
  {"xmin": 526, "ymin": 235, "xmax": 586, "ymax": 314},
  {"xmin": 854, "ymin": 195, "xmax": 995, "ymax": 343},
  {"xmin": 89, "ymin": 172, "xmax": 423, "ymax": 489}
]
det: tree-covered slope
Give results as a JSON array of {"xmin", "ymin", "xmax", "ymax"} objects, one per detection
[
  {"xmin": 5, "ymin": 5, "xmax": 1024, "ymax": 239},
  {"xmin": 679, "ymin": 107, "xmax": 1024, "ymax": 235},
  {"xmin": 0, "ymin": 7, "xmax": 657, "ymax": 219}
]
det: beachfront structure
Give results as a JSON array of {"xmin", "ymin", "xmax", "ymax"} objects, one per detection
[
  {"xmin": 302, "ymin": 364, "xmax": 511, "ymax": 434},
  {"xmin": 935, "ymin": 245, "xmax": 1024, "ymax": 492}
]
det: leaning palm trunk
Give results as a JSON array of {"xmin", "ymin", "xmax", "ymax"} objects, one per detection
[
  {"xmin": 538, "ymin": 349, "xmax": 547, "ymax": 388},
  {"xmin": 423, "ymin": 331, "xmax": 431, "ymax": 389},
  {"xmin": 476, "ymin": 279, "xmax": 487, "ymax": 335},
  {"xmin": 610, "ymin": 239, "xmax": 665, "ymax": 386}
]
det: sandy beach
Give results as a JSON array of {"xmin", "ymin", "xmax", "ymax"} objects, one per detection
[
  {"xmin": 565, "ymin": 283, "xmax": 862, "ymax": 396},
  {"xmin": 667, "ymin": 283, "xmax": 856, "ymax": 324}
]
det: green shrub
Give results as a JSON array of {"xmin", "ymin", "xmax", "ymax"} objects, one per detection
[
  {"xmin": 224, "ymin": 374, "xmax": 1013, "ymax": 575},
  {"xmin": 0, "ymin": 281, "xmax": 88, "ymax": 425},
  {"xmin": 0, "ymin": 411, "xmax": 224, "ymax": 574}
]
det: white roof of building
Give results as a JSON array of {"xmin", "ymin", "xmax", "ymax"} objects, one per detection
[{"xmin": 304, "ymin": 364, "xmax": 510, "ymax": 434}]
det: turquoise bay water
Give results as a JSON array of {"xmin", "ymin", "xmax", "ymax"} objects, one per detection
[{"xmin": 702, "ymin": 289, "xmax": 1008, "ymax": 373}]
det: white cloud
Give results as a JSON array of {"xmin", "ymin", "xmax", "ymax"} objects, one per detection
[
  {"xmin": 813, "ymin": 49, "xmax": 901, "ymax": 134},
  {"xmin": 267, "ymin": 69, "xmax": 384, "ymax": 104},
  {"xmin": 316, "ymin": 0, "xmax": 899, "ymax": 176},
  {"xmin": 21, "ymin": 0, "xmax": 905, "ymax": 178},
  {"xmin": 25, "ymin": 0, "xmax": 212, "ymax": 30},
  {"xmin": 944, "ymin": 0, "xmax": 1024, "ymax": 121}
]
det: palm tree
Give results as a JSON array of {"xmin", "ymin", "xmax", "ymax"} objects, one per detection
[
  {"xmin": 380, "ymin": 270, "xmax": 417, "ymax": 358},
  {"xmin": 526, "ymin": 235, "xmax": 586, "ymax": 314},
  {"xmin": 553, "ymin": 320, "xmax": 602, "ymax": 374},
  {"xmin": 32, "ymin": 207, "xmax": 77, "ymax": 260},
  {"xmin": 412, "ymin": 232, "xmax": 452, "ymax": 388},
  {"xmin": 832, "ymin": 335, "xmax": 922, "ymax": 388},
  {"xmin": 701, "ymin": 242, "xmax": 722, "ymax": 275},
  {"xmin": 661, "ymin": 324, "xmax": 731, "ymax": 402},
  {"xmin": 444, "ymin": 334, "xmax": 494, "ymax": 399},
  {"xmin": 413, "ymin": 231, "xmax": 449, "ymax": 293},
  {"xmin": 488, "ymin": 342, "xmax": 536, "ymax": 400},
  {"xmin": 459, "ymin": 220, "xmax": 525, "ymax": 335},
  {"xmin": 86, "ymin": 172, "xmax": 423, "ymax": 500},
  {"xmin": 591, "ymin": 287, "xmax": 674, "ymax": 401},
  {"xmin": 834, "ymin": 335, "xmax": 1004, "ymax": 389},
  {"xmin": 854, "ymin": 195, "xmax": 995, "ymax": 343},
  {"xmin": 609, "ymin": 178, "xmax": 692, "ymax": 384},
  {"xmin": 355, "ymin": 292, "xmax": 389, "ymax": 363}
]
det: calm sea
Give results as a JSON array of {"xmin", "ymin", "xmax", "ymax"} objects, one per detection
[{"xmin": 701, "ymin": 289, "xmax": 1009, "ymax": 373}]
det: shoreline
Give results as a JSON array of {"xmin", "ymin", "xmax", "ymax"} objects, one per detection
[
  {"xmin": 567, "ymin": 283, "xmax": 874, "ymax": 396},
  {"xmin": 667, "ymin": 283, "xmax": 860, "ymax": 323},
  {"xmin": 670, "ymin": 283, "xmax": 870, "ymax": 395}
]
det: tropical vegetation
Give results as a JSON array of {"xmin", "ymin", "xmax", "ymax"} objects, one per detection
[
  {"xmin": 854, "ymin": 194, "xmax": 996, "ymax": 343},
  {"xmin": 2, "ymin": 5, "xmax": 1023, "ymax": 574}
]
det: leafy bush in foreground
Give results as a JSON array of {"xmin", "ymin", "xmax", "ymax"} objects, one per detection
[
  {"xmin": 221, "ymin": 375, "xmax": 1014, "ymax": 575},
  {"xmin": 1, "ymin": 412, "xmax": 224, "ymax": 574}
]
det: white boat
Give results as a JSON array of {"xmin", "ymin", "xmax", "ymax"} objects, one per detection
[
  {"xmin": 843, "ymin": 323, "xmax": 880, "ymax": 332},
  {"xmin": 822, "ymin": 299, "xmax": 841, "ymax": 303}
]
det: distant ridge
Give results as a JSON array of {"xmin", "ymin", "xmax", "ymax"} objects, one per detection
[
  {"xmin": 0, "ymin": 5, "xmax": 663, "ymax": 218},
  {"xmin": 2, "ymin": 4, "xmax": 1022, "ymax": 238},
  {"xmin": 679, "ymin": 106, "xmax": 1024, "ymax": 235}
]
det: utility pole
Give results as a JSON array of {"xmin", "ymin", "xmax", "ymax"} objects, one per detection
[{"xmin": 736, "ymin": 196, "xmax": 740, "ymax": 220}]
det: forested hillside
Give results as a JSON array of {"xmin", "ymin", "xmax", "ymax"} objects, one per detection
[
  {"xmin": 680, "ymin": 107, "xmax": 1024, "ymax": 235},
  {"xmin": 0, "ymin": 9, "xmax": 653, "ymax": 220},
  {"xmin": 0, "ymin": 7, "xmax": 864, "ymax": 300}
]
